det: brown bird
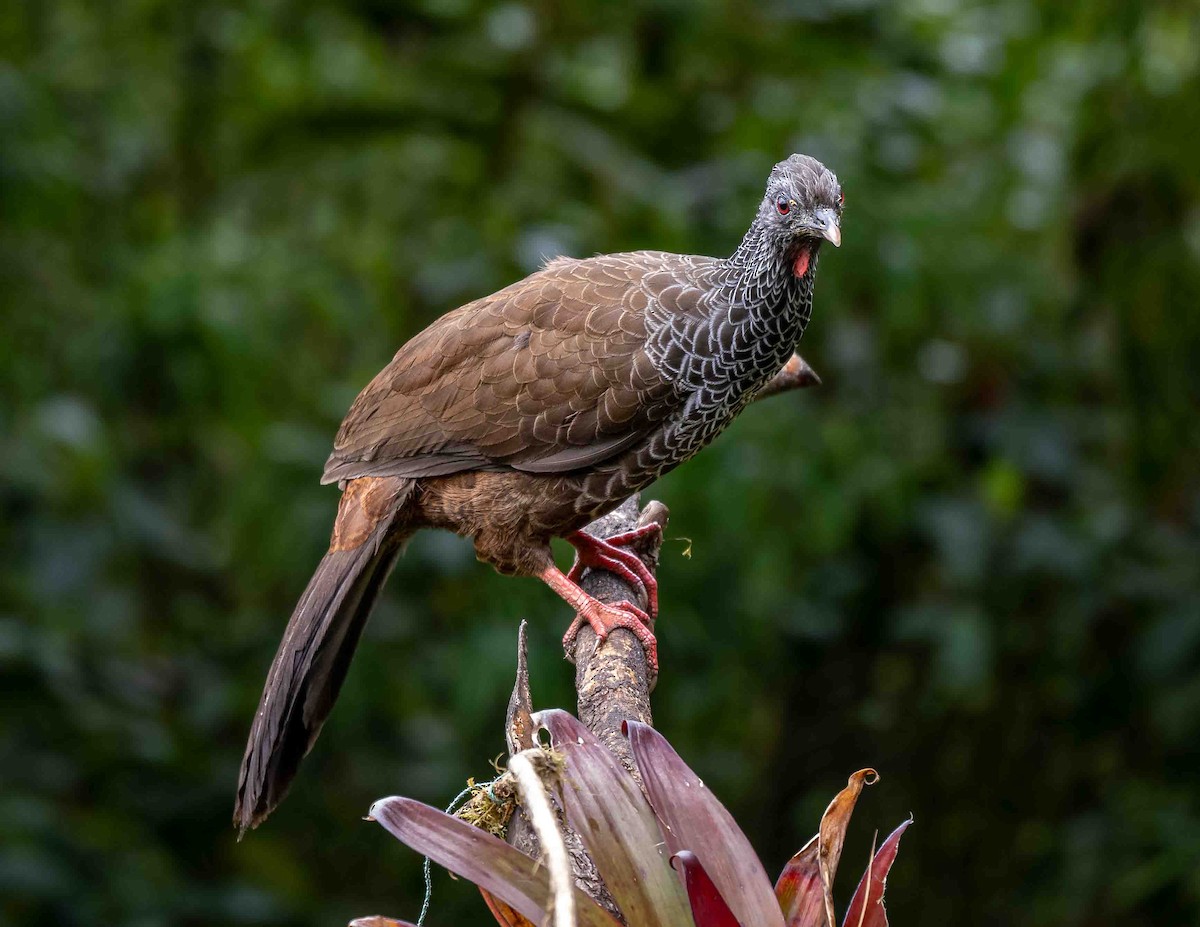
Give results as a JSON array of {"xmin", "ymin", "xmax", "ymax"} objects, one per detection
[{"xmin": 235, "ymin": 154, "xmax": 842, "ymax": 833}]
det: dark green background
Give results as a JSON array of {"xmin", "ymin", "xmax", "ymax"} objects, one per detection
[{"xmin": 3, "ymin": 1, "xmax": 1198, "ymax": 925}]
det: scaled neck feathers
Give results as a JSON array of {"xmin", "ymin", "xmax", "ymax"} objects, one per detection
[{"xmin": 718, "ymin": 217, "xmax": 817, "ymax": 337}]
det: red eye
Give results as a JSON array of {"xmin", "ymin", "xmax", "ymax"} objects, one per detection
[
  {"xmin": 776, "ymin": 196, "xmax": 790, "ymax": 215},
  {"xmin": 838, "ymin": 190, "xmax": 845, "ymax": 207}
]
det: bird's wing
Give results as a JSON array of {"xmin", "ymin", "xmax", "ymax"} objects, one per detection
[{"xmin": 321, "ymin": 253, "xmax": 706, "ymax": 484}]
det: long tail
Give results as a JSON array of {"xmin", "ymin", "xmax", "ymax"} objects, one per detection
[{"xmin": 235, "ymin": 478, "xmax": 415, "ymax": 835}]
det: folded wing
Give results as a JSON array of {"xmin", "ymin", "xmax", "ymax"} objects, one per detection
[{"xmin": 322, "ymin": 254, "xmax": 698, "ymax": 484}]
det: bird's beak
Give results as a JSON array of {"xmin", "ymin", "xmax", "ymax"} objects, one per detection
[{"xmin": 809, "ymin": 207, "xmax": 841, "ymax": 247}]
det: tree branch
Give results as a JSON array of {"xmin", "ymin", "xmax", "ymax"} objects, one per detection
[
  {"xmin": 754, "ymin": 352, "xmax": 821, "ymax": 401},
  {"xmin": 567, "ymin": 495, "xmax": 666, "ymax": 777},
  {"xmin": 503, "ymin": 497, "xmax": 667, "ymax": 920}
]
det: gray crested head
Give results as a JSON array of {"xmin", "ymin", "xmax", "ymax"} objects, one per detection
[
  {"xmin": 725, "ymin": 153, "xmax": 843, "ymax": 289},
  {"xmin": 755, "ymin": 153, "xmax": 843, "ymax": 251}
]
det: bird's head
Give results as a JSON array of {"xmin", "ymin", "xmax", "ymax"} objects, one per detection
[{"xmin": 758, "ymin": 154, "xmax": 843, "ymax": 276}]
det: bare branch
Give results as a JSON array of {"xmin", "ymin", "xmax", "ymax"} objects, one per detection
[
  {"xmin": 754, "ymin": 353, "xmax": 821, "ymax": 401},
  {"xmin": 568, "ymin": 495, "xmax": 667, "ymax": 779}
]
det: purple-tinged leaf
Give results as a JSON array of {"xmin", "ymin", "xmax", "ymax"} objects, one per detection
[
  {"xmin": 625, "ymin": 720, "xmax": 785, "ymax": 927},
  {"xmin": 774, "ymin": 835, "xmax": 824, "ymax": 927},
  {"xmin": 369, "ymin": 796, "xmax": 620, "ymax": 927},
  {"xmin": 671, "ymin": 850, "xmax": 742, "ymax": 927},
  {"xmin": 534, "ymin": 709, "xmax": 692, "ymax": 927},
  {"xmin": 841, "ymin": 820, "xmax": 911, "ymax": 927}
]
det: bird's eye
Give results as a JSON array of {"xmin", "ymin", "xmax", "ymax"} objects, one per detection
[
  {"xmin": 776, "ymin": 196, "xmax": 790, "ymax": 215},
  {"xmin": 838, "ymin": 190, "xmax": 845, "ymax": 208}
]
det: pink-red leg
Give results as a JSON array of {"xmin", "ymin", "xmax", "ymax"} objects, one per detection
[
  {"xmin": 565, "ymin": 524, "xmax": 662, "ymax": 619},
  {"xmin": 539, "ymin": 564, "xmax": 659, "ymax": 674}
]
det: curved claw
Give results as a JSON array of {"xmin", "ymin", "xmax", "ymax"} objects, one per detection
[
  {"xmin": 566, "ymin": 527, "xmax": 662, "ymax": 620},
  {"xmin": 562, "ymin": 599, "xmax": 659, "ymax": 676}
]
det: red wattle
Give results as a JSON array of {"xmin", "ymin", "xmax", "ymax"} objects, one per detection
[{"xmin": 793, "ymin": 247, "xmax": 811, "ymax": 277}]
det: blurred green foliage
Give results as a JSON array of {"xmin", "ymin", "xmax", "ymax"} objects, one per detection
[{"xmin": 2, "ymin": 1, "xmax": 1199, "ymax": 925}]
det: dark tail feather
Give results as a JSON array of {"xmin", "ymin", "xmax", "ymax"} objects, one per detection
[{"xmin": 235, "ymin": 508, "xmax": 411, "ymax": 835}]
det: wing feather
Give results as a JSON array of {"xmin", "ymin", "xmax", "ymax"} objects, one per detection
[{"xmin": 320, "ymin": 253, "xmax": 697, "ymax": 484}]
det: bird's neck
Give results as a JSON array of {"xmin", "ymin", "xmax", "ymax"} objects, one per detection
[
  {"xmin": 718, "ymin": 220, "xmax": 817, "ymax": 344},
  {"xmin": 643, "ymin": 221, "xmax": 819, "ymax": 395}
]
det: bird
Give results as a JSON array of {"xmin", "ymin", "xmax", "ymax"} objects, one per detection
[{"xmin": 235, "ymin": 153, "xmax": 843, "ymax": 833}]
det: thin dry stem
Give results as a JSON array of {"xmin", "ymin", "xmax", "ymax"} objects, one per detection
[{"xmin": 510, "ymin": 751, "xmax": 575, "ymax": 927}]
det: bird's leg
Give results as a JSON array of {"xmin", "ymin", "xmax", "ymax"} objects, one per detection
[
  {"xmin": 538, "ymin": 564, "xmax": 659, "ymax": 674},
  {"xmin": 565, "ymin": 523, "xmax": 662, "ymax": 619}
]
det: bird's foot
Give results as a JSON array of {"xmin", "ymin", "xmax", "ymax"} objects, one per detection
[
  {"xmin": 561, "ymin": 597, "xmax": 659, "ymax": 676},
  {"xmin": 539, "ymin": 562, "xmax": 660, "ymax": 677},
  {"xmin": 566, "ymin": 524, "xmax": 662, "ymax": 619}
]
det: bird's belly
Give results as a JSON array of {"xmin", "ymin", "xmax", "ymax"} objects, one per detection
[{"xmin": 413, "ymin": 368, "xmax": 770, "ymax": 555}]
